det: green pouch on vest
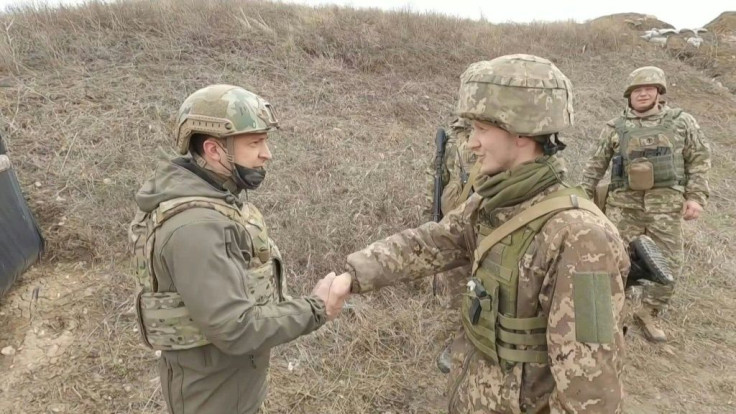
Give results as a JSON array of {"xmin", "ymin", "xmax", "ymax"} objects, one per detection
[
  {"xmin": 650, "ymin": 153, "xmax": 677, "ymax": 186},
  {"xmin": 572, "ymin": 272, "xmax": 614, "ymax": 344},
  {"xmin": 462, "ymin": 279, "xmax": 500, "ymax": 364},
  {"xmin": 627, "ymin": 158, "xmax": 654, "ymax": 191}
]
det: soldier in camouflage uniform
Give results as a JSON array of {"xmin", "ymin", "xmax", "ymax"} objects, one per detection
[
  {"xmin": 338, "ymin": 55, "xmax": 630, "ymax": 413},
  {"xmin": 581, "ymin": 66, "xmax": 711, "ymax": 342},
  {"xmin": 432, "ymin": 117, "xmax": 478, "ymax": 303},
  {"xmin": 437, "ymin": 117, "xmax": 477, "ymax": 215},
  {"xmin": 128, "ymin": 85, "xmax": 345, "ymax": 414},
  {"xmin": 432, "ymin": 117, "xmax": 477, "ymax": 372}
]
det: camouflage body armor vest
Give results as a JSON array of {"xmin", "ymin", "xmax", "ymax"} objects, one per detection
[
  {"xmin": 461, "ymin": 187, "xmax": 605, "ymax": 368},
  {"xmin": 128, "ymin": 196, "xmax": 284, "ymax": 351},
  {"xmin": 611, "ymin": 109, "xmax": 686, "ymax": 191}
]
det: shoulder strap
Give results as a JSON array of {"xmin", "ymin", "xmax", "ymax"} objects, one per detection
[
  {"xmin": 662, "ymin": 108, "xmax": 682, "ymax": 129},
  {"xmin": 614, "ymin": 116, "xmax": 629, "ymax": 157},
  {"xmin": 154, "ymin": 196, "xmax": 241, "ymax": 226},
  {"xmin": 459, "ymin": 161, "xmax": 482, "ymax": 202},
  {"xmin": 667, "ymin": 108, "xmax": 683, "ymax": 119},
  {"xmin": 471, "ymin": 191, "xmax": 605, "ymax": 274}
]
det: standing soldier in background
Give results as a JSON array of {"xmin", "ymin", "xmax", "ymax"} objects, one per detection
[
  {"xmin": 581, "ymin": 66, "xmax": 711, "ymax": 343},
  {"xmin": 128, "ymin": 85, "xmax": 347, "ymax": 414},
  {"xmin": 435, "ymin": 117, "xmax": 478, "ymax": 216},
  {"xmin": 340, "ymin": 54, "xmax": 629, "ymax": 413},
  {"xmin": 431, "ymin": 117, "xmax": 479, "ymax": 373},
  {"xmin": 430, "ymin": 117, "xmax": 478, "ymax": 303}
]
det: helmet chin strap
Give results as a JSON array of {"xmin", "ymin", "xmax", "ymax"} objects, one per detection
[
  {"xmin": 193, "ymin": 137, "xmax": 265, "ymax": 193},
  {"xmin": 190, "ymin": 143, "xmax": 240, "ymax": 195},
  {"xmin": 215, "ymin": 137, "xmax": 236, "ymax": 174},
  {"xmin": 191, "ymin": 139, "xmax": 234, "ymax": 177},
  {"xmin": 542, "ymin": 133, "xmax": 566, "ymax": 156}
]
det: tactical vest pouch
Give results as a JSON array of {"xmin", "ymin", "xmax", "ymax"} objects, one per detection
[
  {"xmin": 461, "ymin": 279, "xmax": 500, "ymax": 364},
  {"xmin": 650, "ymin": 153, "xmax": 677, "ymax": 187},
  {"xmin": 627, "ymin": 158, "xmax": 654, "ymax": 190},
  {"xmin": 614, "ymin": 112, "xmax": 684, "ymax": 190},
  {"xmin": 247, "ymin": 262, "xmax": 276, "ymax": 306},
  {"xmin": 136, "ymin": 291, "xmax": 210, "ymax": 350},
  {"xmin": 461, "ymin": 277, "xmax": 548, "ymax": 366}
]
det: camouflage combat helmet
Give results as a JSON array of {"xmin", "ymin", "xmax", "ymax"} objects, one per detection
[
  {"xmin": 175, "ymin": 84, "xmax": 279, "ymax": 155},
  {"xmin": 456, "ymin": 54, "xmax": 574, "ymax": 136},
  {"xmin": 624, "ymin": 66, "xmax": 667, "ymax": 98}
]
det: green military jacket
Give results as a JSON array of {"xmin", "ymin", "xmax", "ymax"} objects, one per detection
[{"xmin": 131, "ymin": 156, "xmax": 326, "ymax": 414}]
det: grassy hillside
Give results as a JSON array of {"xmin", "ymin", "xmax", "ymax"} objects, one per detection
[{"xmin": 0, "ymin": 1, "xmax": 734, "ymax": 412}]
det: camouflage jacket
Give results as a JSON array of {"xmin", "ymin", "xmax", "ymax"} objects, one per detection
[
  {"xmin": 440, "ymin": 118, "xmax": 477, "ymax": 214},
  {"xmin": 133, "ymin": 156, "xmax": 326, "ymax": 413},
  {"xmin": 347, "ymin": 183, "xmax": 629, "ymax": 413},
  {"xmin": 581, "ymin": 105, "xmax": 711, "ymax": 213}
]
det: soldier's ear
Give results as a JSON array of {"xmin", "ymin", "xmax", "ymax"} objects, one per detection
[{"xmin": 202, "ymin": 137, "xmax": 223, "ymax": 161}]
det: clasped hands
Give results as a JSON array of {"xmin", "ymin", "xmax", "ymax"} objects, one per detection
[{"xmin": 311, "ymin": 272, "xmax": 352, "ymax": 320}]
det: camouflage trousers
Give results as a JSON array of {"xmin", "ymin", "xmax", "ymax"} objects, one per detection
[{"xmin": 606, "ymin": 206, "xmax": 683, "ymax": 311}]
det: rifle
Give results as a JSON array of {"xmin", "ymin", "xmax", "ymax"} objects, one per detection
[
  {"xmin": 432, "ymin": 128, "xmax": 449, "ymax": 296},
  {"xmin": 432, "ymin": 128, "xmax": 449, "ymax": 222}
]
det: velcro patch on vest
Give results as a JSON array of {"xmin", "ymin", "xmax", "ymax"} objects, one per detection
[{"xmin": 572, "ymin": 272, "xmax": 614, "ymax": 344}]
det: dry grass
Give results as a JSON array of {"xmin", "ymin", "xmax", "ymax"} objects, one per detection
[{"xmin": 0, "ymin": 1, "xmax": 735, "ymax": 413}]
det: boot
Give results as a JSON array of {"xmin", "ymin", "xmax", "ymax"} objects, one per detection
[{"xmin": 634, "ymin": 308, "xmax": 667, "ymax": 343}]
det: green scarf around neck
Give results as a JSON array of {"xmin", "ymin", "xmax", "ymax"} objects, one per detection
[{"xmin": 474, "ymin": 155, "xmax": 567, "ymax": 212}]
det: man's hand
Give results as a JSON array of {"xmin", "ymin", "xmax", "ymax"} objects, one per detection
[
  {"xmin": 326, "ymin": 272, "xmax": 352, "ymax": 319},
  {"xmin": 312, "ymin": 272, "xmax": 337, "ymax": 318},
  {"xmin": 682, "ymin": 200, "xmax": 703, "ymax": 221},
  {"xmin": 312, "ymin": 272, "xmax": 352, "ymax": 321}
]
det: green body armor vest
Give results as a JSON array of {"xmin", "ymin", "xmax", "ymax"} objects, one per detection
[
  {"xmin": 611, "ymin": 109, "xmax": 686, "ymax": 191},
  {"xmin": 460, "ymin": 187, "xmax": 606, "ymax": 368},
  {"xmin": 128, "ymin": 196, "xmax": 284, "ymax": 351}
]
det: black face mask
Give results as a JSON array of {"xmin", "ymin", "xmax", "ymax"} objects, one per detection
[
  {"xmin": 215, "ymin": 142, "xmax": 267, "ymax": 192},
  {"xmin": 232, "ymin": 164, "xmax": 266, "ymax": 191}
]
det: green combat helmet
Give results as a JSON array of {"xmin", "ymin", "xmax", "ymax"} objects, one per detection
[
  {"xmin": 624, "ymin": 66, "xmax": 667, "ymax": 98},
  {"xmin": 455, "ymin": 54, "xmax": 574, "ymax": 137},
  {"xmin": 175, "ymin": 84, "xmax": 279, "ymax": 155}
]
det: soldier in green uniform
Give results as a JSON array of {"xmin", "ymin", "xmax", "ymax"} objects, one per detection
[
  {"xmin": 129, "ymin": 85, "xmax": 346, "ymax": 414},
  {"xmin": 581, "ymin": 67, "xmax": 711, "ymax": 342}
]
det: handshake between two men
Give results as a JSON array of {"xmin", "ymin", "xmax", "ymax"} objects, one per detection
[{"xmin": 311, "ymin": 272, "xmax": 353, "ymax": 320}]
